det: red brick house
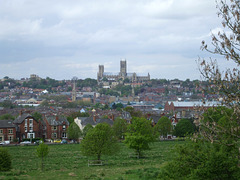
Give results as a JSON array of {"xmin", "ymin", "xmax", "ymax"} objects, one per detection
[
  {"xmin": 43, "ymin": 115, "xmax": 69, "ymax": 141},
  {"xmin": 0, "ymin": 120, "xmax": 17, "ymax": 143},
  {"xmin": 13, "ymin": 113, "xmax": 42, "ymax": 141}
]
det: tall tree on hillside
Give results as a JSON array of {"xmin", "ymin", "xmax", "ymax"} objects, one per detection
[
  {"xmin": 154, "ymin": 116, "xmax": 172, "ymax": 139},
  {"xmin": 67, "ymin": 122, "xmax": 82, "ymax": 142},
  {"xmin": 112, "ymin": 118, "xmax": 127, "ymax": 140},
  {"xmin": 124, "ymin": 117, "xmax": 155, "ymax": 158},
  {"xmin": 80, "ymin": 123, "xmax": 118, "ymax": 160}
]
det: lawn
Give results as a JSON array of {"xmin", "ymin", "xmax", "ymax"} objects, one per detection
[{"xmin": 0, "ymin": 140, "xmax": 185, "ymax": 179}]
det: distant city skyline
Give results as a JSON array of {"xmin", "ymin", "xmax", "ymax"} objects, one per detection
[{"xmin": 0, "ymin": 0, "xmax": 235, "ymax": 80}]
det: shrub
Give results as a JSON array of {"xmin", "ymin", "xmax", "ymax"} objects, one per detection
[{"xmin": 0, "ymin": 148, "xmax": 11, "ymax": 171}]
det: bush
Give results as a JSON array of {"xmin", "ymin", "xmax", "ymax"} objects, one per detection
[{"xmin": 0, "ymin": 148, "xmax": 11, "ymax": 171}]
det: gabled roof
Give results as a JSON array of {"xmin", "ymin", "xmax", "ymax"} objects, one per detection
[
  {"xmin": 45, "ymin": 115, "xmax": 69, "ymax": 126},
  {"xmin": 77, "ymin": 116, "xmax": 114, "ymax": 126},
  {"xmin": 0, "ymin": 120, "xmax": 17, "ymax": 128},
  {"xmin": 13, "ymin": 113, "xmax": 34, "ymax": 124}
]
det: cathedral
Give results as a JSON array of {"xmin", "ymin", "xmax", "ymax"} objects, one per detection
[{"xmin": 97, "ymin": 59, "xmax": 150, "ymax": 82}]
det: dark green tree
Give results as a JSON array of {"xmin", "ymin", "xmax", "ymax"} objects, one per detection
[
  {"xmin": 112, "ymin": 118, "xmax": 127, "ymax": 140},
  {"xmin": 82, "ymin": 124, "xmax": 94, "ymax": 138},
  {"xmin": 0, "ymin": 148, "xmax": 11, "ymax": 171},
  {"xmin": 124, "ymin": 117, "xmax": 155, "ymax": 158},
  {"xmin": 174, "ymin": 119, "xmax": 194, "ymax": 137},
  {"xmin": 154, "ymin": 116, "xmax": 172, "ymax": 139},
  {"xmin": 32, "ymin": 112, "xmax": 42, "ymax": 122},
  {"xmin": 80, "ymin": 123, "xmax": 118, "ymax": 160},
  {"xmin": 0, "ymin": 114, "xmax": 15, "ymax": 120},
  {"xmin": 67, "ymin": 122, "xmax": 82, "ymax": 142}
]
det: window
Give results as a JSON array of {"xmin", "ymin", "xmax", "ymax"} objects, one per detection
[
  {"xmin": 25, "ymin": 126, "xmax": 27, "ymax": 132},
  {"xmin": 0, "ymin": 137, "xmax": 2, "ymax": 141},
  {"xmin": 52, "ymin": 133, "xmax": 57, "ymax": 138},
  {"xmin": 0, "ymin": 129, "xmax": 3, "ymax": 134},
  {"xmin": 29, "ymin": 119, "xmax": 33, "ymax": 127},
  {"xmin": 25, "ymin": 119, "xmax": 28, "ymax": 126},
  {"xmin": 63, "ymin": 125, "xmax": 66, "ymax": 131},
  {"xmin": 52, "ymin": 126, "xmax": 57, "ymax": 131},
  {"xmin": 8, "ymin": 135, "xmax": 13, "ymax": 142},
  {"xmin": 29, "ymin": 126, "xmax": 33, "ymax": 132},
  {"xmin": 62, "ymin": 132, "xmax": 67, "ymax": 138},
  {"xmin": 8, "ymin": 129, "xmax": 13, "ymax": 134}
]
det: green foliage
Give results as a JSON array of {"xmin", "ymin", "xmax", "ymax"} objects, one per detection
[
  {"xmin": 36, "ymin": 143, "xmax": 49, "ymax": 171},
  {"xmin": 154, "ymin": 116, "xmax": 172, "ymax": 139},
  {"xmin": 124, "ymin": 117, "xmax": 155, "ymax": 158},
  {"xmin": 112, "ymin": 118, "xmax": 127, "ymax": 140},
  {"xmin": 82, "ymin": 124, "xmax": 94, "ymax": 138},
  {"xmin": 0, "ymin": 148, "xmax": 11, "ymax": 171},
  {"xmin": 77, "ymin": 78, "xmax": 98, "ymax": 89},
  {"xmin": 0, "ymin": 113, "xmax": 15, "ymax": 120},
  {"xmin": 80, "ymin": 123, "xmax": 118, "ymax": 160},
  {"xmin": 158, "ymin": 139, "xmax": 240, "ymax": 180},
  {"xmin": 0, "ymin": 100, "xmax": 16, "ymax": 109},
  {"xmin": 174, "ymin": 119, "xmax": 194, "ymax": 137},
  {"xmin": 67, "ymin": 122, "xmax": 82, "ymax": 141},
  {"xmin": 112, "ymin": 103, "xmax": 124, "ymax": 109},
  {"xmin": 124, "ymin": 106, "xmax": 143, "ymax": 118},
  {"xmin": 31, "ymin": 112, "xmax": 42, "ymax": 122}
]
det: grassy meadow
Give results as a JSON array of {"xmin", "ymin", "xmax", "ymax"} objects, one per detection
[{"xmin": 0, "ymin": 141, "xmax": 185, "ymax": 180}]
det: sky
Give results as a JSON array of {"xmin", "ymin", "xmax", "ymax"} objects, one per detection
[{"xmin": 0, "ymin": 0, "xmax": 230, "ymax": 80}]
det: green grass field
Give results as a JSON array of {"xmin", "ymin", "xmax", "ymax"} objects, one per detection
[{"xmin": 0, "ymin": 141, "xmax": 185, "ymax": 180}]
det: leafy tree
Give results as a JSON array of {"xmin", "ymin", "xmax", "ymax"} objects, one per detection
[
  {"xmin": 124, "ymin": 117, "xmax": 155, "ymax": 158},
  {"xmin": 67, "ymin": 122, "xmax": 82, "ymax": 142},
  {"xmin": 32, "ymin": 112, "xmax": 42, "ymax": 122},
  {"xmin": 199, "ymin": 0, "xmax": 240, "ymax": 153},
  {"xmin": 36, "ymin": 143, "xmax": 49, "ymax": 171},
  {"xmin": 154, "ymin": 116, "xmax": 172, "ymax": 139},
  {"xmin": 160, "ymin": 1, "xmax": 240, "ymax": 178},
  {"xmin": 112, "ymin": 118, "xmax": 127, "ymax": 140},
  {"xmin": 0, "ymin": 114, "xmax": 15, "ymax": 120},
  {"xmin": 80, "ymin": 123, "xmax": 118, "ymax": 160},
  {"xmin": 173, "ymin": 119, "xmax": 194, "ymax": 137},
  {"xmin": 82, "ymin": 124, "xmax": 94, "ymax": 138},
  {"xmin": 158, "ymin": 139, "xmax": 240, "ymax": 179},
  {"xmin": 0, "ymin": 148, "xmax": 11, "ymax": 171}
]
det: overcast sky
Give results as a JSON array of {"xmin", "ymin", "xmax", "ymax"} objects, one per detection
[{"xmin": 0, "ymin": 0, "xmax": 228, "ymax": 80}]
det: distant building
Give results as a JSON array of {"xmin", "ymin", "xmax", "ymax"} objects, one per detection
[{"xmin": 97, "ymin": 59, "xmax": 150, "ymax": 83}]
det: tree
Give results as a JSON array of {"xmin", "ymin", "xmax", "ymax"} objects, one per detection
[
  {"xmin": 154, "ymin": 116, "xmax": 172, "ymax": 139},
  {"xmin": 0, "ymin": 114, "xmax": 15, "ymax": 120},
  {"xmin": 158, "ymin": 139, "xmax": 240, "ymax": 179},
  {"xmin": 199, "ymin": 0, "xmax": 240, "ymax": 155},
  {"xmin": 124, "ymin": 117, "xmax": 155, "ymax": 158},
  {"xmin": 173, "ymin": 119, "xmax": 194, "ymax": 137},
  {"xmin": 0, "ymin": 148, "xmax": 11, "ymax": 171},
  {"xmin": 82, "ymin": 124, "xmax": 93, "ymax": 138},
  {"xmin": 159, "ymin": 1, "xmax": 240, "ymax": 178},
  {"xmin": 36, "ymin": 143, "xmax": 49, "ymax": 171},
  {"xmin": 67, "ymin": 122, "xmax": 81, "ymax": 142},
  {"xmin": 32, "ymin": 112, "xmax": 42, "ymax": 122},
  {"xmin": 80, "ymin": 123, "xmax": 118, "ymax": 160},
  {"xmin": 112, "ymin": 118, "xmax": 127, "ymax": 140}
]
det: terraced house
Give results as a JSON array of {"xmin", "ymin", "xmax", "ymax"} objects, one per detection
[
  {"xmin": 0, "ymin": 120, "xmax": 17, "ymax": 143},
  {"xmin": 43, "ymin": 114, "xmax": 69, "ymax": 141},
  {"xmin": 13, "ymin": 113, "xmax": 42, "ymax": 141}
]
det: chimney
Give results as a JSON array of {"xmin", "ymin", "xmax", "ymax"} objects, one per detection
[
  {"xmin": 111, "ymin": 114, "xmax": 114, "ymax": 121},
  {"xmin": 93, "ymin": 115, "xmax": 96, "ymax": 122},
  {"xmin": 56, "ymin": 116, "xmax": 59, "ymax": 121}
]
